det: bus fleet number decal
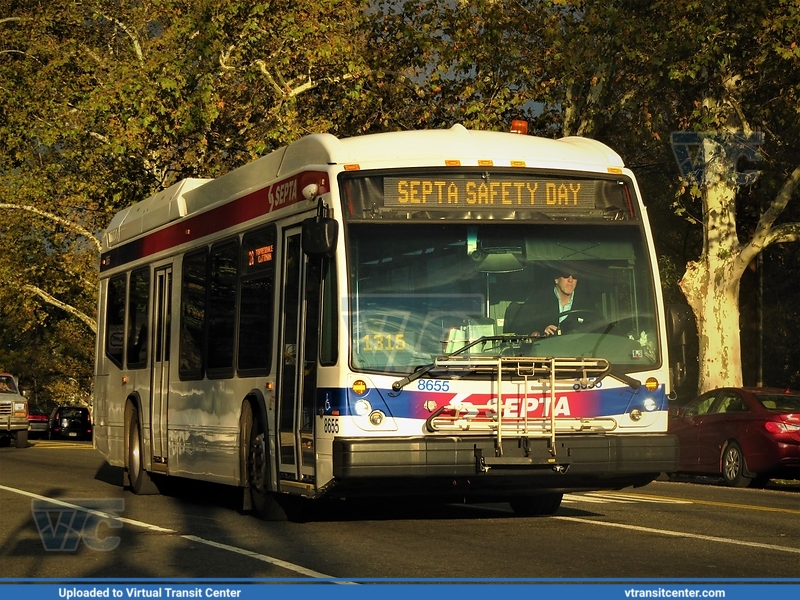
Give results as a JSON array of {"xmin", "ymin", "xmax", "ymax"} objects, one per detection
[
  {"xmin": 323, "ymin": 418, "xmax": 339, "ymax": 434},
  {"xmin": 417, "ymin": 379, "xmax": 450, "ymax": 392}
]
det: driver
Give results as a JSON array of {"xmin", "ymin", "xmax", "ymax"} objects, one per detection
[{"xmin": 507, "ymin": 269, "xmax": 591, "ymax": 337}]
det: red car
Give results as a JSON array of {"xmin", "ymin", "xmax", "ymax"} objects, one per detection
[
  {"xmin": 669, "ymin": 387, "xmax": 800, "ymax": 486},
  {"xmin": 27, "ymin": 405, "xmax": 50, "ymax": 439}
]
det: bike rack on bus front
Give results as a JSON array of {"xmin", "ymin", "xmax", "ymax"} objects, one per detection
[{"xmin": 424, "ymin": 356, "xmax": 614, "ymax": 460}]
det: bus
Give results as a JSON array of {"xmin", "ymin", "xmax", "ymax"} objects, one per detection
[{"xmin": 93, "ymin": 124, "xmax": 680, "ymax": 518}]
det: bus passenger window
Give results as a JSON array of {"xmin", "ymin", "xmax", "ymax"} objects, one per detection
[
  {"xmin": 208, "ymin": 239, "xmax": 238, "ymax": 375},
  {"xmin": 127, "ymin": 268, "xmax": 150, "ymax": 369},
  {"xmin": 105, "ymin": 275, "xmax": 126, "ymax": 368},
  {"xmin": 180, "ymin": 249, "xmax": 207, "ymax": 380},
  {"xmin": 238, "ymin": 226, "xmax": 275, "ymax": 374}
]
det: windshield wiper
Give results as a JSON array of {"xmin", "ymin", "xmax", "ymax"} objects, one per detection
[
  {"xmin": 391, "ymin": 334, "xmax": 531, "ymax": 391},
  {"xmin": 390, "ymin": 334, "xmax": 642, "ymax": 392},
  {"xmin": 599, "ymin": 369, "xmax": 642, "ymax": 390}
]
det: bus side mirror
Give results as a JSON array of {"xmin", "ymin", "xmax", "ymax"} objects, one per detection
[
  {"xmin": 302, "ymin": 202, "xmax": 338, "ymax": 258},
  {"xmin": 667, "ymin": 304, "xmax": 692, "ymax": 347},
  {"xmin": 666, "ymin": 304, "xmax": 693, "ymax": 390}
]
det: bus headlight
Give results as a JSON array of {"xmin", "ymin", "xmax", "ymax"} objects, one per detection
[
  {"xmin": 643, "ymin": 398, "xmax": 657, "ymax": 412},
  {"xmin": 369, "ymin": 410, "xmax": 385, "ymax": 426},
  {"xmin": 629, "ymin": 409, "xmax": 643, "ymax": 422},
  {"xmin": 354, "ymin": 399, "xmax": 371, "ymax": 416}
]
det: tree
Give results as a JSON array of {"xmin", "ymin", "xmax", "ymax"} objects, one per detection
[
  {"xmin": 472, "ymin": 0, "xmax": 800, "ymax": 393},
  {"xmin": 4, "ymin": 0, "xmax": 800, "ymax": 400},
  {"xmin": 370, "ymin": 0, "xmax": 558, "ymax": 131},
  {"xmin": 0, "ymin": 0, "xmax": 390, "ymax": 400},
  {"xmin": 634, "ymin": 0, "xmax": 800, "ymax": 392}
]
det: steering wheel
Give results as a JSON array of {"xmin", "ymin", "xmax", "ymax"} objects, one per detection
[{"xmin": 557, "ymin": 309, "xmax": 608, "ymax": 334}]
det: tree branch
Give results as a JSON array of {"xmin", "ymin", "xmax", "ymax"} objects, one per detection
[
  {"xmin": 253, "ymin": 59, "xmax": 362, "ymax": 98},
  {"xmin": 99, "ymin": 13, "xmax": 143, "ymax": 64},
  {"xmin": 737, "ymin": 164, "xmax": 800, "ymax": 269},
  {"xmin": 254, "ymin": 59, "xmax": 285, "ymax": 96},
  {"xmin": 22, "ymin": 285, "xmax": 97, "ymax": 334},
  {"xmin": 219, "ymin": 45, "xmax": 236, "ymax": 71},
  {"xmin": 763, "ymin": 222, "xmax": 800, "ymax": 247},
  {"xmin": 0, "ymin": 203, "xmax": 101, "ymax": 252}
]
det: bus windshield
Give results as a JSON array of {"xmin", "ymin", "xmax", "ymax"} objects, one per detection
[{"xmin": 347, "ymin": 222, "xmax": 660, "ymax": 375}]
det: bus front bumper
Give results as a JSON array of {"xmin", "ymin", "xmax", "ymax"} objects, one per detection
[{"xmin": 331, "ymin": 434, "xmax": 679, "ymax": 496}]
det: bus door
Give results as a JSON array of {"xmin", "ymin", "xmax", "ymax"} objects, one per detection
[
  {"xmin": 277, "ymin": 227, "xmax": 322, "ymax": 486},
  {"xmin": 150, "ymin": 265, "xmax": 172, "ymax": 473}
]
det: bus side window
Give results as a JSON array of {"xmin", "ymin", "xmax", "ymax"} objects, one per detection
[
  {"xmin": 208, "ymin": 238, "xmax": 239, "ymax": 376},
  {"xmin": 320, "ymin": 261, "xmax": 338, "ymax": 366},
  {"xmin": 127, "ymin": 268, "xmax": 150, "ymax": 369},
  {"xmin": 180, "ymin": 249, "xmax": 208, "ymax": 380},
  {"xmin": 105, "ymin": 274, "xmax": 127, "ymax": 368},
  {"xmin": 238, "ymin": 226, "xmax": 276, "ymax": 374}
]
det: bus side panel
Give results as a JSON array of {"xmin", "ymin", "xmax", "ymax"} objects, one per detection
[
  {"xmin": 164, "ymin": 255, "xmax": 242, "ymax": 486},
  {"xmin": 93, "ymin": 374, "xmax": 112, "ymax": 460},
  {"xmin": 93, "ymin": 365, "xmax": 129, "ymax": 468},
  {"xmin": 165, "ymin": 380, "xmax": 241, "ymax": 485}
]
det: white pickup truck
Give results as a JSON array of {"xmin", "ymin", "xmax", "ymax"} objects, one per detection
[{"xmin": 0, "ymin": 373, "xmax": 29, "ymax": 448}]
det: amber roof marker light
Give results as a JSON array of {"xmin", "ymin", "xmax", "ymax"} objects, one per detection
[{"xmin": 510, "ymin": 119, "xmax": 529, "ymax": 135}]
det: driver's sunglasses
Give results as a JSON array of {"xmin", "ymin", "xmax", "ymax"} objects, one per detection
[{"xmin": 558, "ymin": 273, "xmax": 578, "ymax": 280}]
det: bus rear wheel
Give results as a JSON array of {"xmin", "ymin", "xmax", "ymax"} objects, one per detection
[
  {"xmin": 509, "ymin": 493, "xmax": 563, "ymax": 516},
  {"xmin": 128, "ymin": 409, "xmax": 159, "ymax": 495}
]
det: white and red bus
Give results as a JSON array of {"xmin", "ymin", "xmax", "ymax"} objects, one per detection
[{"xmin": 94, "ymin": 124, "xmax": 679, "ymax": 517}]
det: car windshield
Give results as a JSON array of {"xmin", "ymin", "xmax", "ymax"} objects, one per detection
[
  {"xmin": 346, "ymin": 222, "xmax": 660, "ymax": 374},
  {"xmin": 756, "ymin": 394, "xmax": 800, "ymax": 412},
  {"xmin": 0, "ymin": 375, "xmax": 18, "ymax": 394}
]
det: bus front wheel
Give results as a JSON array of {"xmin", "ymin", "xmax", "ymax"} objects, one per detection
[{"xmin": 245, "ymin": 405, "xmax": 286, "ymax": 521}]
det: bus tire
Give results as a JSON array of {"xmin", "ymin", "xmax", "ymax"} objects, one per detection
[
  {"xmin": 15, "ymin": 430, "xmax": 28, "ymax": 448},
  {"xmin": 509, "ymin": 493, "xmax": 563, "ymax": 516},
  {"xmin": 244, "ymin": 403, "xmax": 286, "ymax": 521},
  {"xmin": 128, "ymin": 408, "xmax": 159, "ymax": 495}
]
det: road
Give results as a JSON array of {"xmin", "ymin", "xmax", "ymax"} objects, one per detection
[{"xmin": 1, "ymin": 439, "xmax": 799, "ymax": 580}]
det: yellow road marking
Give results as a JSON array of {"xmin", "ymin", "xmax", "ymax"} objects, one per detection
[{"xmin": 27, "ymin": 441, "xmax": 95, "ymax": 449}]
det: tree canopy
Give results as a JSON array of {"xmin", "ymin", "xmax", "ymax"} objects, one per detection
[{"xmin": 2, "ymin": 0, "xmax": 800, "ymax": 403}]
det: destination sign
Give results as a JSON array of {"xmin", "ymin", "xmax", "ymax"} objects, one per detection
[
  {"xmin": 241, "ymin": 227, "xmax": 276, "ymax": 276},
  {"xmin": 248, "ymin": 243, "xmax": 273, "ymax": 267},
  {"xmin": 384, "ymin": 176, "xmax": 598, "ymax": 210}
]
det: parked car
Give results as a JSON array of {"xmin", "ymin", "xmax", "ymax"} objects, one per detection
[
  {"xmin": 49, "ymin": 406, "xmax": 93, "ymax": 441},
  {"xmin": 27, "ymin": 405, "xmax": 50, "ymax": 439},
  {"xmin": 0, "ymin": 372, "xmax": 29, "ymax": 448},
  {"xmin": 668, "ymin": 387, "xmax": 800, "ymax": 487}
]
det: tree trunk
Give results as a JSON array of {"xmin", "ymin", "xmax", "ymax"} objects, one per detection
[
  {"xmin": 679, "ymin": 259, "xmax": 744, "ymax": 392},
  {"xmin": 678, "ymin": 136, "xmax": 748, "ymax": 394}
]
